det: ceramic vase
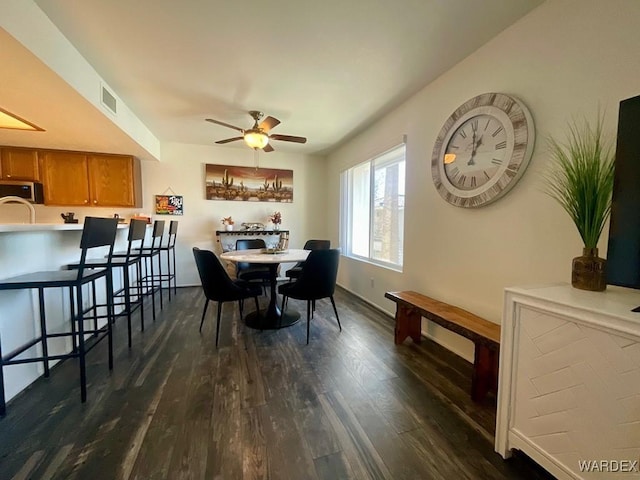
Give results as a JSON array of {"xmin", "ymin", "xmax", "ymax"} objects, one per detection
[{"xmin": 572, "ymin": 247, "xmax": 606, "ymax": 291}]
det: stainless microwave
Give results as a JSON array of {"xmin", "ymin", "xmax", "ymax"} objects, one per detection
[{"xmin": 0, "ymin": 180, "xmax": 45, "ymax": 203}]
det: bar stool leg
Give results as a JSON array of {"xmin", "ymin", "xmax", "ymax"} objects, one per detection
[
  {"xmin": 37, "ymin": 287, "xmax": 50, "ymax": 377},
  {"xmin": 165, "ymin": 249, "xmax": 172, "ymax": 302},
  {"xmin": 157, "ymin": 253, "xmax": 163, "ymax": 310},
  {"xmin": 91, "ymin": 280, "xmax": 98, "ymax": 334},
  {"xmin": 136, "ymin": 259, "xmax": 145, "ymax": 332},
  {"xmin": 106, "ymin": 271, "xmax": 114, "ymax": 371},
  {"xmin": 76, "ymin": 286, "xmax": 87, "ymax": 403},
  {"xmin": 69, "ymin": 287, "xmax": 78, "ymax": 354},
  {"xmin": 124, "ymin": 266, "xmax": 132, "ymax": 348},
  {"xmin": 148, "ymin": 256, "xmax": 156, "ymax": 322},
  {"xmin": 172, "ymin": 245, "xmax": 177, "ymax": 295},
  {"xmin": 0, "ymin": 332, "xmax": 6, "ymax": 416}
]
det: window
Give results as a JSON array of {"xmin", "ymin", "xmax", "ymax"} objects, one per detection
[{"xmin": 340, "ymin": 143, "xmax": 406, "ymax": 270}]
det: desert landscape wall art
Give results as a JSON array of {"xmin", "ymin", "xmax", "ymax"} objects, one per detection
[{"xmin": 205, "ymin": 164, "xmax": 293, "ymax": 202}]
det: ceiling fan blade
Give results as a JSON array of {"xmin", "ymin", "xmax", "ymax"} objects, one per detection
[
  {"xmin": 263, "ymin": 143, "xmax": 275, "ymax": 152},
  {"xmin": 205, "ymin": 118, "xmax": 244, "ymax": 132},
  {"xmin": 259, "ymin": 116, "xmax": 281, "ymax": 132},
  {"xmin": 269, "ymin": 134, "xmax": 307, "ymax": 144},
  {"xmin": 215, "ymin": 136, "xmax": 244, "ymax": 144}
]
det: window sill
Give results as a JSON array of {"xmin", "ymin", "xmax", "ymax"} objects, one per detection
[{"xmin": 342, "ymin": 253, "xmax": 403, "ymax": 273}]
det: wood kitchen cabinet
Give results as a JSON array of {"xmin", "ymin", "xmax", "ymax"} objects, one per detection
[
  {"xmin": 41, "ymin": 150, "xmax": 141, "ymax": 207},
  {"xmin": 41, "ymin": 151, "xmax": 90, "ymax": 206},
  {"xmin": 88, "ymin": 154, "xmax": 137, "ymax": 207},
  {"xmin": 0, "ymin": 147, "xmax": 41, "ymax": 181}
]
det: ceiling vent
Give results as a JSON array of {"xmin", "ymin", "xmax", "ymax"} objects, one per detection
[{"xmin": 101, "ymin": 85, "xmax": 117, "ymax": 115}]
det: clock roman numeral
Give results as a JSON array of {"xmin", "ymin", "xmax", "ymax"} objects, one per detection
[
  {"xmin": 448, "ymin": 166, "xmax": 460, "ymax": 178},
  {"xmin": 459, "ymin": 129, "xmax": 467, "ymax": 139},
  {"xmin": 492, "ymin": 125, "xmax": 504, "ymax": 137},
  {"xmin": 484, "ymin": 119, "xmax": 491, "ymax": 131},
  {"xmin": 459, "ymin": 174, "xmax": 467, "ymax": 186},
  {"xmin": 471, "ymin": 119, "xmax": 478, "ymax": 132},
  {"xmin": 484, "ymin": 171, "xmax": 491, "ymax": 180},
  {"xmin": 495, "ymin": 141, "xmax": 507, "ymax": 150},
  {"xmin": 470, "ymin": 176, "xmax": 477, "ymax": 187},
  {"xmin": 491, "ymin": 158, "xmax": 503, "ymax": 165}
]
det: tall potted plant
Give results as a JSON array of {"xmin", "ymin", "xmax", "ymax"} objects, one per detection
[{"xmin": 543, "ymin": 114, "xmax": 615, "ymax": 291}]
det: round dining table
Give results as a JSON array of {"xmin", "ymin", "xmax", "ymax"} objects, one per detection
[{"xmin": 220, "ymin": 248, "xmax": 310, "ymax": 329}]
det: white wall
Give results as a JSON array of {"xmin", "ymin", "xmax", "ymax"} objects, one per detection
[
  {"xmin": 141, "ymin": 143, "xmax": 328, "ymax": 286},
  {"xmin": 326, "ymin": 0, "xmax": 640, "ymax": 361}
]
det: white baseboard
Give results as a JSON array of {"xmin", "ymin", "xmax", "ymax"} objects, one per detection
[{"xmin": 336, "ymin": 282, "xmax": 473, "ymax": 363}]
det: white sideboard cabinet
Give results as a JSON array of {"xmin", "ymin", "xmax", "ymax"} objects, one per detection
[{"xmin": 496, "ymin": 283, "xmax": 640, "ymax": 480}]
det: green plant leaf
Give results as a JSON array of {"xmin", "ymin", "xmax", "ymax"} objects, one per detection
[{"xmin": 542, "ymin": 113, "xmax": 615, "ymax": 249}]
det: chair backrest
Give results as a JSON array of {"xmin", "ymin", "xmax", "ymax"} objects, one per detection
[
  {"xmin": 80, "ymin": 216, "xmax": 119, "ymax": 249},
  {"xmin": 236, "ymin": 238, "xmax": 266, "ymax": 272},
  {"xmin": 236, "ymin": 238, "xmax": 265, "ymax": 251},
  {"xmin": 77, "ymin": 217, "xmax": 119, "ymax": 276},
  {"xmin": 303, "ymin": 239, "xmax": 330, "ymax": 250},
  {"xmin": 146, "ymin": 220, "xmax": 165, "ymax": 250},
  {"xmin": 295, "ymin": 249, "xmax": 340, "ymax": 299},
  {"xmin": 192, "ymin": 247, "xmax": 244, "ymax": 301},
  {"xmin": 125, "ymin": 218, "xmax": 148, "ymax": 257},
  {"xmin": 167, "ymin": 220, "xmax": 178, "ymax": 247}
]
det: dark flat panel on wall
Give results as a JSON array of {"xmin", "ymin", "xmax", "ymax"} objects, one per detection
[{"xmin": 607, "ymin": 94, "xmax": 640, "ymax": 289}]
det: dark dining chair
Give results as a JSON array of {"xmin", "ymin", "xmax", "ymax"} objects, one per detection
[
  {"xmin": 235, "ymin": 238, "xmax": 270, "ymax": 294},
  {"xmin": 278, "ymin": 248, "xmax": 341, "ymax": 344},
  {"xmin": 192, "ymin": 247, "xmax": 262, "ymax": 347},
  {"xmin": 285, "ymin": 239, "xmax": 331, "ymax": 281}
]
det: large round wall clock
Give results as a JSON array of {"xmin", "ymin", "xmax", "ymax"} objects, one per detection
[{"xmin": 431, "ymin": 92, "xmax": 535, "ymax": 208}]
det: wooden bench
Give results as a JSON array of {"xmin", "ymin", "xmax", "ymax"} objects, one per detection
[{"xmin": 385, "ymin": 290, "xmax": 501, "ymax": 403}]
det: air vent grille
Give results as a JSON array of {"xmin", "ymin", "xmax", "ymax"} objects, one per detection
[{"xmin": 101, "ymin": 86, "xmax": 117, "ymax": 114}]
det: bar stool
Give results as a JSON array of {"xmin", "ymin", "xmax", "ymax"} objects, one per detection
[
  {"xmin": 152, "ymin": 220, "xmax": 178, "ymax": 301},
  {"xmin": 116, "ymin": 220, "xmax": 165, "ymax": 321},
  {"xmin": 0, "ymin": 217, "xmax": 118, "ymax": 415},
  {"xmin": 67, "ymin": 218, "xmax": 148, "ymax": 347}
]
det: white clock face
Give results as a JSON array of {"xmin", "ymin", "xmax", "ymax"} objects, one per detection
[
  {"xmin": 443, "ymin": 114, "xmax": 508, "ymax": 191},
  {"xmin": 431, "ymin": 93, "xmax": 535, "ymax": 208}
]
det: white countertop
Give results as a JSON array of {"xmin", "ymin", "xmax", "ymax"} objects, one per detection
[
  {"xmin": 0, "ymin": 223, "xmax": 130, "ymax": 232},
  {"xmin": 505, "ymin": 282, "xmax": 640, "ymax": 334}
]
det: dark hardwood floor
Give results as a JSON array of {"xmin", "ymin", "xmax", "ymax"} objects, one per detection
[{"xmin": 0, "ymin": 286, "xmax": 554, "ymax": 480}]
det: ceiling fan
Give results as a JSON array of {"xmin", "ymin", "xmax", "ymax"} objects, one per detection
[{"xmin": 206, "ymin": 110, "xmax": 307, "ymax": 152}]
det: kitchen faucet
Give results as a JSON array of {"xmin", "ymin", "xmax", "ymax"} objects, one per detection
[{"xmin": 0, "ymin": 196, "xmax": 36, "ymax": 223}]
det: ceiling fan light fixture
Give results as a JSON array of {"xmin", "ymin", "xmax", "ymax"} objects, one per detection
[{"xmin": 244, "ymin": 130, "xmax": 269, "ymax": 149}]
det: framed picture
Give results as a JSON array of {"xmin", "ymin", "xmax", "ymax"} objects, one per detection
[
  {"xmin": 155, "ymin": 194, "xmax": 184, "ymax": 215},
  {"xmin": 205, "ymin": 164, "xmax": 293, "ymax": 202}
]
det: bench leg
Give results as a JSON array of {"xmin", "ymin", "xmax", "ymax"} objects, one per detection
[
  {"xmin": 394, "ymin": 305, "xmax": 422, "ymax": 345},
  {"xmin": 471, "ymin": 343, "xmax": 499, "ymax": 402}
]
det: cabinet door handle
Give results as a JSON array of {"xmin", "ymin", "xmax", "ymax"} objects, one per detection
[
  {"xmin": 84, "ymin": 199, "xmax": 89, "ymax": 204},
  {"xmin": 6, "ymin": 174, "xmax": 11, "ymax": 178},
  {"xmin": 93, "ymin": 200, "xmax": 98, "ymax": 204}
]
